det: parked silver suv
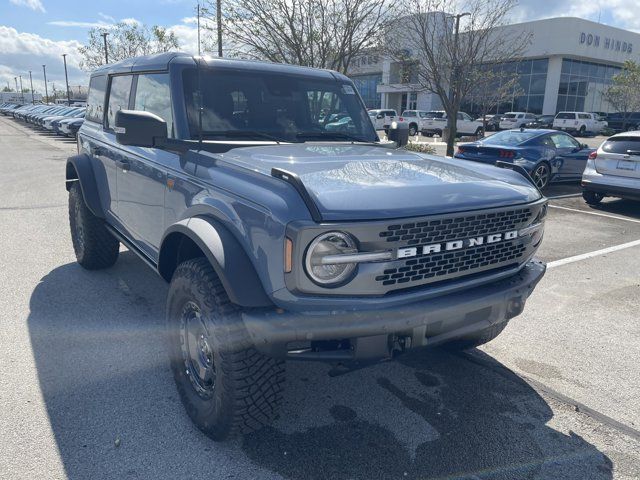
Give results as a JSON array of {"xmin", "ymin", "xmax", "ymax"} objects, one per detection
[{"xmin": 582, "ymin": 131, "xmax": 640, "ymax": 204}]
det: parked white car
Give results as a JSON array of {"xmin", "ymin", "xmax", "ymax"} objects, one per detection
[
  {"xmin": 368, "ymin": 109, "xmax": 397, "ymax": 130},
  {"xmin": 582, "ymin": 131, "xmax": 640, "ymax": 205},
  {"xmin": 498, "ymin": 112, "xmax": 536, "ymax": 130},
  {"xmin": 553, "ymin": 111, "xmax": 608, "ymax": 136},
  {"xmin": 421, "ymin": 111, "xmax": 484, "ymax": 137}
]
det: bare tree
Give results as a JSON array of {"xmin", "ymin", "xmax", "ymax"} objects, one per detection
[
  {"xmin": 603, "ymin": 60, "xmax": 640, "ymax": 131},
  {"xmin": 466, "ymin": 65, "xmax": 523, "ymax": 133},
  {"xmin": 79, "ymin": 22, "xmax": 180, "ymax": 71},
  {"xmin": 386, "ymin": 0, "xmax": 530, "ymax": 156},
  {"xmin": 201, "ymin": 0, "xmax": 395, "ymax": 74}
]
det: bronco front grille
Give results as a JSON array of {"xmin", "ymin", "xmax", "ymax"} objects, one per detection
[
  {"xmin": 375, "ymin": 241, "xmax": 527, "ymax": 286},
  {"xmin": 379, "ymin": 208, "xmax": 532, "ymax": 245},
  {"xmin": 373, "ymin": 206, "xmax": 535, "ymax": 290}
]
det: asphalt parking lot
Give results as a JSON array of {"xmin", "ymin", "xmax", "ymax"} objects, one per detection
[{"xmin": 1, "ymin": 116, "xmax": 639, "ymax": 480}]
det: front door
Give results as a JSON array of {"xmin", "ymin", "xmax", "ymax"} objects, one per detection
[
  {"xmin": 550, "ymin": 133, "xmax": 587, "ymax": 176},
  {"xmin": 115, "ymin": 73, "xmax": 176, "ymax": 261}
]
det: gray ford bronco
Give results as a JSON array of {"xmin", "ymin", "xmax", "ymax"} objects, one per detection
[{"xmin": 66, "ymin": 52, "xmax": 547, "ymax": 439}]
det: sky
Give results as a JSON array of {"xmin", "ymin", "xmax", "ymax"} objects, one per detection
[{"xmin": 1, "ymin": 0, "xmax": 640, "ymax": 96}]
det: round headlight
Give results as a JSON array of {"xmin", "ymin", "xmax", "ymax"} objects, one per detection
[{"xmin": 304, "ymin": 231, "xmax": 357, "ymax": 286}]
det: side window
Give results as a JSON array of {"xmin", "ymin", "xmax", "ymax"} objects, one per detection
[
  {"xmin": 551, "ymin": 133, "xmax": 580, "ymax": 149},
  {"xmin": 456, "ymin": 112, "xmax": 463, "ymax": 120},
  {"xmin": 133, "ymin": 73, "xmax": 173, "ymax": 137},
  {"xmin": 460, "ymin": 112, "xmax": 472, "ymax": 121},
  {"xmin": 85, "ymin": 75, "xmax": 107, "ymax": 124},
  {"xmin": 106, "ymin": 75, "xmax": 133, "ymax": 130},
  {"xmin": 578, "ymin": 113, "xmax": 590, "ymax": 120},
  {"xmin": 537, "ymin": 135, "xmax": 555, "ymax": 148}
]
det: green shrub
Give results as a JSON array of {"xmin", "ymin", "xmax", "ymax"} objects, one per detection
[{"xmin": 403, "ymin": 142, "xmax": 436, "ymax": 155}]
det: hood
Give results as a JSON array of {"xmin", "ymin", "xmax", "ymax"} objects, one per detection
[{"xmin": 219, "ymin": 143, "xmax": 541, "ymax": 221}]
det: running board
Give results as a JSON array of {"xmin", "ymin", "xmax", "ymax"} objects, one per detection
[{"xmin": 105, "ymin": 224, "xmax": 158, "ymax": 271}]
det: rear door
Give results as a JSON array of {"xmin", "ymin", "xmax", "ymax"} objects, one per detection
[{"xmin": 596, "ymin": 136, "xmax": 640, "ymax": 179}]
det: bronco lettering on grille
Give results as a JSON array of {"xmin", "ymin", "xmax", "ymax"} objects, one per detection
[{"xmin": 396, "ymin": 230, "xmax": 519, "ymax": 259}]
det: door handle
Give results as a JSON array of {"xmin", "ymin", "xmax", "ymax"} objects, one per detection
[{"xmin": 116, "ymin": 159, "xmax": 130, "ymax": 172}]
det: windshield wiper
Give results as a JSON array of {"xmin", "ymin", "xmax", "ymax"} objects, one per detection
[
  {"xmin": 202, "ymin": 130, "xmax": 286, "ymax": 143},
  {"xmin": 296, "ymin": 131, "xmax": 372, "ymax": 143}
]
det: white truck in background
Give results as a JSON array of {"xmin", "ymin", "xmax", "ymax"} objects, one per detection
[{"xmin": 553, "ymin": 111, "xmax": 608, "ymax": 136}]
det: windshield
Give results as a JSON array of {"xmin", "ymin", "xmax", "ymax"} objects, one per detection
[
  {"xmin": 402, "ymin": 111, "xmax": 417, "ymax": 117},
  {"xmin": 556, "ymin": 112, "xmax": 575, "ymax": 119},
  {"xmin": 426, "ymin": 111, "xmax": 444, "ymax": 118},
  {"xmin": 481, "ymin": 130, "xmax": 538, "ymax": 146},
  {"xmin": 503, "ymin": 113, "xmax": 517, "ymax": 119},
  {"xmin": 183, "ymin": 69, "xmax": 377, "ymax": 143}
]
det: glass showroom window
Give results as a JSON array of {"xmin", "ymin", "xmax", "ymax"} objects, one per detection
[{"xmin": 556, "ymin": 58, "xmax": 621, "ymax": 113}]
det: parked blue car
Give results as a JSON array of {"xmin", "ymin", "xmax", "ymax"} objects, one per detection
[{"xmin": 454, "ymin": 129, "xmax": 595, "ymax": 189}]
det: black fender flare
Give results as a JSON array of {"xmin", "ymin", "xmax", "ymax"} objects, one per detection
[
  {"xmin": 158, "ymin": 216, "xmax": 272, "ymax": 308},
  {"xmin": 65, "ymin": 154, "xmax": 105, "ymax": 218}
]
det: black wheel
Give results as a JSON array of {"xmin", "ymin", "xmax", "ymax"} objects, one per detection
[
  {"xmin": 444, "ymin": 322, "xmax": 508, "ymax": 351},
  {"xmin": 409, "ymin": 124, "xmax": 418, "ymax": 136},
  {"xmin": 583, "ymin": 190, "xmax": 604, "ymax": 205},
  {"xmin": 578, "ymin": 125, "xmax": 586, "ymax": 136},
  {"xmin": 532, "ymin": 162, "xmax": 551, "ymax": 189},
  {"xmin": 167, "ymin": 258, "xmax": 284, "ymax": 440},
  {"xmin": 68, "ymin": 182, "xmax": 119, "ymax": 269},
  {"xmin": 475, "ymin": 126, "xmax": 484, "ymax": 138}
]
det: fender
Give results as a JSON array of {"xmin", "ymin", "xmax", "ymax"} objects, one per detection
[
  {"xmin": 65, "ymin": 154, "xmax": 105, "ymax": 218},
  {"xmin": 159, "ymin": 216, "xmax": 272, "ymax": 308}
]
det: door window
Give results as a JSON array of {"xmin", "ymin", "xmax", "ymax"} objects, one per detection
[
  {"xmin": 86, "ymin": 75, "xmax": 107, "ymax": 124},
  {"xmin": 106, "ymin": 75, "xmax": 133, "ymax": 130},
  {"xmin": 133, "ymin": 73, "xmax": 174, "ymax": 137},
  {"xmin": 551, "ymin": 133, "xmax": 580, "ymax": 149}
]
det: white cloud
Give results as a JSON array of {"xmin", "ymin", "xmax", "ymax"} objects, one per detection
[
  {"xmin": 511, "ymin": 0, "xmax": 640, "ymax": 32},
  {"xmin": 98, "ymin": 12, "xmax": 116, "ymax": 23},
  {"xmin": 9, "ymin": 0, "xmax": 45, "ymax": 13},
  {"xmin": 0, "ymin": 26, "xmax": 86, "ymax": 95},
  {"xmin": 121, "ymin": 18, "xmax": 142, "ymax": 27},
  {"xmin": 48, "ymin": 20, "xmax": 111, "ymax": 28}
]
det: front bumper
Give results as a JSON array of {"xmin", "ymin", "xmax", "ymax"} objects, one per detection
[{"xmin": 243, "ymin": 260, "xmax": 545, "ymax": 360}]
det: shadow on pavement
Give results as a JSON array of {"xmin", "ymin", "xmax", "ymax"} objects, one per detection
[
  {"xmin": 590, "ymin": 198, "xmax": 640, "ymax": 220},
  {"xmin": 29, "ymin": 253, "xmax": 613, "ymax": 480}
]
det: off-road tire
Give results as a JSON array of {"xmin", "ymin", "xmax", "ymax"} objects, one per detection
[
  {"xmin": 443, "ymin": 322, "xmax": 508, "ymax": 351},
  {"xmin": 578, "ymin": 125, "xmax": 586, "ymax": 136},
  {"xmin": 583, "ymin": 190, "xmax": 604, "ymax": 205},
  {"xmin": 68, "ymin": 182, "xmax": 119, "ymax": 269},
  {"xmin": 167, "ymin": 258, "xmax": 284, "ymax": 440}
]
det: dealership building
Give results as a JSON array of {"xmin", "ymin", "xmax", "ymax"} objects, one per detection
[{"xmin": 348, "ymin": 16, "xmax": 640, "ymax": 116}]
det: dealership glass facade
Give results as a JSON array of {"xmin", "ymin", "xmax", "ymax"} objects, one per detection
[
  {"xmin": 461, "ymin": 58, "xmax": 549, "ymax": 116},
  {"xmin": 351, "ymin": 74, "xmax": 382, "ymax": 109},
  {"xmin": 556, "ymin": 58, "xmax": 621, "ymax": 113}
]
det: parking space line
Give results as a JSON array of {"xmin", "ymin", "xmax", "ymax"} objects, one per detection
[
  {"xmin": 549, "ymin": 204, "xmax": 640, "ymax": 224},
  {"xmin": 546, "ymin": 193, "xmax": 582, "ymax": 199},
  {"xmin": 547, "ymin": 239, "xmax": 640, "ymax": 269}
]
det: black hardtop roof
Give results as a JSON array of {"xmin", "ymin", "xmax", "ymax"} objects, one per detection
[{"xmin": 90, "ymin": 52, "xmax": 349, "ymax": 82}]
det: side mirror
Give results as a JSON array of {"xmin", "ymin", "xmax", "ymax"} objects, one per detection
[
  {"xmin": 580, "ymin": 143, "xmax": 589, "ymax": 149},
  {"xmin": 115, "ymin": 109, "xmax": 167, "ymax": 148}
]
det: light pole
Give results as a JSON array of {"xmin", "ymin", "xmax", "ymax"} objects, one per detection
[
  {"xmin": 450, "ymin": 12, "xmax": 471, "ymax": 105},
  {"xmin": 42, "ymin": 65, "xmax": 49, "ymax": 104},
  {"xmin": 100, "ymin": 32, "xmax": 109, "ymax": 64},
  {"xmin": 28, "ymin": 71, "xmax": 35, "ymax": 104},
  {"xmin": 62, "ymin": 54, "xmax": 71, "ymax": 106},
  {"xmin": 19, "ymin": 75, "xmax": 24, "ymax": 103},
  {"xmin": 216, "ymin": 0, "xmax": 222, "ymax": 57},
  {"xmin": 197, "ymin": 2, "xmax": 201, "ymax": 55},
  {"xmin": 14, "ymin": 77, "xmax": 18, "ymax": 100}
]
